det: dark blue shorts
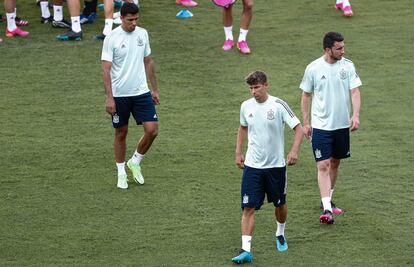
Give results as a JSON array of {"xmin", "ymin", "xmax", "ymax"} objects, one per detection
[
  {"xmin": 111, "ymin": 92, "xmax": 158, "ymax": 128},
  {"xmin": 241, "ymin": 166, "xmax": 287, "ymax": 210},
  {"xmin": 311, "ymin": 128, "xmax": 350, "ymax": 162}
]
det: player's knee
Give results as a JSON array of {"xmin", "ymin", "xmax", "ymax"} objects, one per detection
[
  {"xmin": 146, "ymin": 127, "xmax": 158, "ymax": 139},
  {"xmin": 243, "ymin": 0, "xmax": 253, "ymax": 11},
  {"xmin": 115, "ymin": 128, "xmax": 128, "ymax": 141},
  {"xmin": 317, "ymin": 160, "xmax": 330, "ymax": 173}
]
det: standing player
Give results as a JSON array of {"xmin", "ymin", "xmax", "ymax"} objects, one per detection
[
  {"xmin": 300, "ymin": 32, "xmax": 361, "ymax": 224},
  {"xmin": 213, "ymin": 0, "xmax": 253, "ymax": 54},
  {"xmin": 101, "ymin": 2, "xmax": 160, "ymax": 189},
  {"xmin": 232, "ymin": 71, "xmax": 303, "ymax": 264}
]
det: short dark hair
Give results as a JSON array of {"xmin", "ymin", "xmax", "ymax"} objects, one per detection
[
  {"xmin": 121, "ymin": 2, "xmax": 139, "ymax": 17},
  {"xmin": 323, "ymin": 32, "xmax": 344, "ymax": 49},
  {"xmin": 245, "ymin": 71, "xmax": 267, "ymax": 85}
]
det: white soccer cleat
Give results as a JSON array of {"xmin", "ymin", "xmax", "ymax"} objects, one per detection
[{"xmin": 117, "ymin": 174, "xmax": 128, "ymax": 189}]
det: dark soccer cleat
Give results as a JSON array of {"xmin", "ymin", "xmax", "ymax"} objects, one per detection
[
  {"xmin": 80, "ymin": 12, "xmax": 97, "ymax": 24},
  {"xmin": 320, "ymin": 210, "xmax": 334, "ymax": 224},
  {"xmin": 95, "ymin": 33, "xmax": 106, "ymax": 40},
  {"xmin": 40, "ymin": 16, "xmax": 53, "ymax": 24},
  {"xmin": 57, "ymin": 30, "xmax": 82, "ymax": 41},
  {"xmin": 52, "ymin": 19, "xmax": 71, "ymax": 28},
  {"xmin": 231, "ymin": 249, "xmax": 253, "ymax": 264}
]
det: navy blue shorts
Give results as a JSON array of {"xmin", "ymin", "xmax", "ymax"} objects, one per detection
[
  {"xmin": 111, "ymin": 92, "xmax": 158, "ymax": 128},
  {"xmin": 311, "ymin": 128, "xmax": 350, "ymax": 162},
  {"xmin": 241, "ymin": 166, "xmax": 287, "ymax": 210}
]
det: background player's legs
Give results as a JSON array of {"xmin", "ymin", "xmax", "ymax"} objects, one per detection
[
  {"xmin": 114, "ymin": 125, "xmax": 128, "ymax": 163},
  {"xmin": 236, "ymin": 0, "xmax": 253, "ymax": 53},
  {"xmin": 329, "ymin": 158, "xmax": 340, "ymax": 194},
  {"xmin": 136, "ymin": 121, "xmax": 158, "ymax": 155},
  {"xmin": 57, "ymin": 0, "xmax": 82, "ymax": 40},
  {"xmin": 4, "ymin": 0, "xmax": 29, "ymax": 37},
  {"xmin": 221, "ymin": 5, "xmax": 234, "ymax": 51},
  {"xmin": 317, "ymin": 159, "xmax": 332, "ymax": 210},
  {"xmin": 241, "ymin": 207, "xmax": 254, "ymax": 251}
]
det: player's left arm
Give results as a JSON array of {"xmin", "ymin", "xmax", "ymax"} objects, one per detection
[
  {"xmin": 144, "ymin": 56, "xmax": 160, "ymax": 105},
  {"xmin": 350, "ymin": 87, "xmax": 361, "ymax": 131},
  {"xmin": 287, "ymin": 123, "xmax": 303, "ymax": 166}
]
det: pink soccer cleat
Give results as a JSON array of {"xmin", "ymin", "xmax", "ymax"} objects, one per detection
[
  {"xmin": 320, "ymin": 210, "xmax": 335, "ymax": 224},
  {"xmin": 342, "ymin": 5, "xmax": 353, "ymax": 16},
  {"xmin": 176, "ymin": 0, "xmax": 198, "ymax": 7},
  {"xmin": 6, "ymin": 27, "xmax": 29, "ymax": 37},
  {"xmin": 237, "ymin": 40, "xmax": 251, "ymax": 54},
  {"xmin": 222, "ymin": 39, "xmax": 234, "ymax": 51},
  {"xmin": 335, "ymin": 2, "xmax": 343, "ymax": 10}
]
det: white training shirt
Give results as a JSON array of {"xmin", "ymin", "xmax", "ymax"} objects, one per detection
[
  {"xmin": 240, "ymin": 95, "xmax": 301, "ymax": 169},
  {"xmin": 300, "ymin": 56, "xmax": 362, "ymax": 130},
  {"xmin": 101, "ymin": 25, "xmax": 151, "ymax": 97}
]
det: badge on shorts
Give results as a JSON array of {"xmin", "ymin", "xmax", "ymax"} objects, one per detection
[
  {"xmin": 267, "ymin": 109, "xmax": 275, "ymax": 120},
  {"xmin": 340, "ymin": 69, "xmax": 347, "ymax": 80},
  {"xmin": 315, "ymin": 149, "xmax": 322, "ymax": 159},
  {"xmin": 243, "ymin": 194, "xmax": 249, "ymax": 204},
  {"xmin": 113, "ymin": 114, "xmax": 119, "ymax": 123}
]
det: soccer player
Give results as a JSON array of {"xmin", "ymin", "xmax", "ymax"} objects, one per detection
[
  {"xmin": 218, "ymin": 0, "xmax": 253, "ymax": 54},
  {"xmin": 335, "ymin": 0, "xmax": 353, "ymax": 17},
  {"xmin": 101, "ymin": 2, "xmax": 160, "ymax": 190},
  {"xmin": 300, "ymin": 32, "xmax": 361, "ymax": 224},
  {"xmin": 232, "ymin": 71, "xmax": 303, "ymax": 264}
]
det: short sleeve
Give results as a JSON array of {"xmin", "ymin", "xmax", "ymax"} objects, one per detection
[
  {"xmin": 278, "ymin": 99, "xmax": 301, "ymax": 129},
  {"xmin": 349, "ymin": 62, "xmax": 362, "ymax": 90},
  {"xmin": 299, "ymin": 65, "xmax": 314, "ymax": 93},
  {"xmin": 240, "ymin": 103, "xmax": 247, "ymax": 127},
  {"xmin": 101, "ymin": 34, "xmax": 113, "ymax": 62},
  {"xmin": 144, "ymin": 30, "xmax": 151, "ymax": 57}
]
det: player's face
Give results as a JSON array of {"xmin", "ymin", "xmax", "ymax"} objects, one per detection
[
  {"xmin": 327, "ymin": 41, "xmax": 345, "ymax": 61},
  {"xmin": 249, "ymin": 82, "xmax": 269, "ymax": 103},
  {"xmin": 121, "ymin": 13, "xmax": 139, "ymax": 32}
]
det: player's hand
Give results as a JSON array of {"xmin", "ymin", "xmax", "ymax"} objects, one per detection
[
  {"xmin": 350, "ymin": 115, "xmax": 359, "ymax": 131},
  {"xmin": 235, "ymin": 153, "xmax": 245, "ymax": 169},
  {"xmin": 287, "ymin": 151, "xmax": 298, "ymax": 166},
  {"xmin": 303, "ymin": 124, "xmax": 312, "ymax": 140},
  {"xmin": 152, "ymin": 90, "xmax": 160, "ymax": 105},
  {"xmin": 106, "ymin": 96, "xmax": 116, "ymax": 115}
]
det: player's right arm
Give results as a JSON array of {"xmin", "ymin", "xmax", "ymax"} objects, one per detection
[
  {"xmin": 301, "ymin": 92, "xmax": 312, "ymax": 139},
  {"xmin": 235, "ymin": 125, "xmax": 247, "ymax": 169},
  {"xmin": 102, "ymin": 60, "xmax": 115, "ymax": 115}
]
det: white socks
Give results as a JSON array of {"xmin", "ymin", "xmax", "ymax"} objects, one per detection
[
  {"xmin": 103, "ymin": 19, "xmax": 113, "ymax": 36},
  {"xmin": 116, "ymin": 162, "xmax": 126, "ymax": 176},
  {"xmin": 322, "ymin": 197, "xmax": 332, "ymax": 212},
  {"xmin": 276, "ymin": 221, "xmax": 285, "ymax": 237},
  {"xmin": 330, "ymin": 188, "xmax": 334, "ymax": 199},
  {"xmin": 71, "ymin": 16, "xmax": 81, "ymax": 33},
  {"xmin": 6, "ymin": 13, "xmax": 16, "ymax": 31},
  {"xmin": 53, "ymin": 5, "xmax": 63, "ymax": 21},
  {"xmin": 224, "ymin": 26, "xmax": 233, "ymax": 41},
  {"xmin": 241, "ymin": 235, "xmax": 252, "ymax": 252},
  {"xmin": 40, "ymin": 1, "xmax": 51, "ymax": 19},
  {"xmin": 238, "ymin": 28, "xmax": 248, "ymax": 42},
  {"xmin": 131, "ymin": 150, "xmax": 144, "ymax": 165}
]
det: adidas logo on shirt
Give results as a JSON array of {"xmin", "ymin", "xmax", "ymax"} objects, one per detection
[
  {"xmin": 321, "ymin": 75, "xmax": 326, "ymax": 80},
  {"xmin": 248, "ymin": 113, "xmax": 253, "ymax": 118}
]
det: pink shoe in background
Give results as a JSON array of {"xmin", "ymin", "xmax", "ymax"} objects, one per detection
[
  {"xmin": 237, "ymin": 40, "xmax": 251, "ymax": 54},
  {"xmin": 176, "ymin": 0, "xmax": 198, "ymax": 7},
  {"xmin": 6, "ymin": 27, "xmax": 29, "ymax": 37},
  {"xmin": 342, "ymin": 5, "xmax": 353, "ymax": 16},
  {"xmin": 222, "ymin": 39, "xmax": 234, "ymax": 51}
]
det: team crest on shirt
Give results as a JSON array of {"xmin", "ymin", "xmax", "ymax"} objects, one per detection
[
  {"xmin": 339, "ymin": 69, "xmax": 347, "ymax": 80},
  {"xmin": 243, "ymin": 194, "xmax": 249, "ymax": 204},
  {"xmin": 137, "ymin": 37, "xmax": 144, "ymax": 46},
  {"xmin": 315, "ymin": 149, "xmax": 322, "ymax": 159},
  {"xmin": 267, "ymin": 109, "xmax": 275, "ymax": 120}
]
